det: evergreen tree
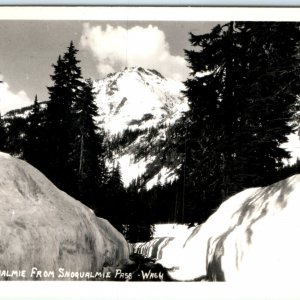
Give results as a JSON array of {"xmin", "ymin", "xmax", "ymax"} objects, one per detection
[
  {"xmin": 180, "ymin": 22, "xmax": 300, "ymax": 223},
  {"xmin": 73, "ymin": 79, "xmax": 107, "ymax": 207},
  {"xmin": 5, "ymin": 115, "xmax": 27, "ymax": 157},
  {"xmin": 41, "ymin": 41, "xmax": 110, "ymax": 212},
  {"xmin": 23, "ymin": 95, "xmax": 45, "ymax": 170},
  {"xmin": 101, "ymin": 163, "xmax": 126, "ymax": 232},
  {"xmin": 0, "ymin": 113, "xmax": 7, "ymax": 152},
  {"xmin": 124, "ymin": 179, "xmax": 154, "ymax": 243},
  {"xmin": 43, "ymin": 42, "xmax": 83, "ymax": 196},
  {"xmin": 234, "ymin": 22, "xmax": 300, "ymax": 187}
]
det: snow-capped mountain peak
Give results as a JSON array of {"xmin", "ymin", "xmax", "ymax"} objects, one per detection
[
  {"xmin": 3, "ymin": 67, "xmax": 188, "ymax": 189},
  {"xmin": 92, "ymin": 67, "xmax": 188, "ymax": 187},
  {"xmin": 94, "ymin": 67, "xmax": 187, "ymax": 135}
]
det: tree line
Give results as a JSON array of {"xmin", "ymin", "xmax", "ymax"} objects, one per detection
[{"xmin": 1, "ymin": 22, "xmax": 300, "ymax": 240}]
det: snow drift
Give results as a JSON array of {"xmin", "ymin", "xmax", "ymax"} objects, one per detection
[
  {"xmin": 132, "ymin": 175, "xmax": 300, "ymax": 283},
  {"xmin": 0, "ymin": 152, "xmax": 130, "ymax": 280}
]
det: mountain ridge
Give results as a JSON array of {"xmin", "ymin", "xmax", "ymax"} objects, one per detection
[
  {"xmin": 3, "ymin": 67, "xmax": 188, "ymax": 189},
  {"xmin": 93, "ymin": 66, "xmax": 188, "ymax": 188}
]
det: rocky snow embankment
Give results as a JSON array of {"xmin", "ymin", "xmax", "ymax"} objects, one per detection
[{"xmin": 0, "ymin": 152, "xmax": 130, "ymax": 280}]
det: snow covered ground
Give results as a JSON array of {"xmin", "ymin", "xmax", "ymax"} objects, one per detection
[
  {"xmin": 0, "ymin": 152, "xmax": 130, "ymax": 280},
  {"xmin": 133, "ymin": 224, "xmax": 196, "ymax": 262},
  {"xmin": 281, "ymin": 132, "xmax": 300, "ymax": 164},
  {"xmin": 153, "ymin": 223, "xmax": 195, "ymax": 238},
  {"xmin": 132, "ymin": 175, "xmax": 300, "ymax": 283}
]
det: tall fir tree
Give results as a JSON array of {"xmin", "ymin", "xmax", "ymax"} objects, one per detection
[
  {"xmin": 73, "ymin": 78, "xmax": 108, "ymax": 207},
  {"xmin": 43, "ymin": 42, "xmax": 83, "ymax": 196},
  {"xmin": 234, "ymin": 22, "xmax": 300, "ymax": 187},
  {"xmin": 102, "ymin": 162, "xmax": 126, "ymax": 228},
  {"xmin": 180, "ymin": 22, "xmax": 300, "ymax": 223},
  {"xmin": 5, "ymin": 114, "xmax": 28, "ymax": 157},
  {"xmin": 41, "ymin": 41, "xmax": 109, "ymax": 211},
  {"xmin": 124, "ymin": 178, "xmax": 154, "ymax": 243},
  {"xmin": 23, "ymin": 95, "xmax": 45, "ymax": 170},
  {"xmin": 0, "ymin": 113, "xmax": 7, "ymax": 152}
]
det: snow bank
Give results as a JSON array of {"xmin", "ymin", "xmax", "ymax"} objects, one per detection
[
  {"xmin": 0, "ymin": 152, "xmax": 130, "ymax": 280},
  {"xmin": 153, "ymin": 223, "xmax": 194, "ymax": 238},
  {"xmin": 133, "ymin": 175, "xmax": 300, "ymax": 283},
  {"xmin": 132, "ymin": 224, "xmax": 197, "ymax": 268}
]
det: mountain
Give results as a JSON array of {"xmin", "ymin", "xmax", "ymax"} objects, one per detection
[
  {"xmin": 93, "ymin": 67, "xmax": 188, "ymax": 188},
  {"xmin": 5, "ymin": 66, "xmax": 300, "ymax": 190},
  {"xmin": 94, "ymin": 67, "xmax": 187, "ymax": 135},
  {"xmin": 3, "ymin": 67, "xmax": 187, "ymax": 189}
]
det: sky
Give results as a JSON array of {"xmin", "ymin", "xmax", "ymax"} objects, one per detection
[{"xmin": 0, "ymin": 20, "xmax": 217, "ymax": 114}]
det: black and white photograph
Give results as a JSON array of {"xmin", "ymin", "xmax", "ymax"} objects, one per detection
[{"xmin": 0, "ymin": 6, "xmax": 300, "ymax": 297}]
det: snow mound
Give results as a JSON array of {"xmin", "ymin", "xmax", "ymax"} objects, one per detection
[
  {"xmin": 133, "ymin": 175, "xmax": 300, "ymax": 283},
  {"xmin": 0, "ymin": 152, "xmax": 130, "ymax": 280}
]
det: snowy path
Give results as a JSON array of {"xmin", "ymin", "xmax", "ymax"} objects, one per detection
[{"xmin": 130, "ymin": 176, "xmax": 300, "ymax": 283}]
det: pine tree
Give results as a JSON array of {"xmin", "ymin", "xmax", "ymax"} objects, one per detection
[
  {"xmin": 5, "ymin": 114, "xmax": 28, "ymax": 157},
  {"xmin": 23, "ymin": 95, "xmax": 44, "ymax": 170},
  {"xmin": 40, "ymin": 41, "xmax": 110, "ymax": 211},
  {"xmin": 234, "ymin": 22, "xmax": 300, "ymax": 187},
  {"xmin": 43, "ymin": 42, "xmax": 83, "ymax": 196},
  {"xmin": 102, "ymin": 163, "xmax": 126, "ymax": 232},
  {"xmin": 0, "ymin": 113, "xmax": 7, "ymax": 152},
  {"xmin": 73, "ymin": 79, "xmax": 107, "ymax": 207},
  {"xmin": 180, "ymin": 22, "xmax": 300, "ymax": 223}
]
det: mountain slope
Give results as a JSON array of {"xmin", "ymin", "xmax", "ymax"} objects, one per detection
[
  {"xmin": 93, "ymin": 67, "xmax": 188, "ymax": 187},
  {"xmin": 5, "ymin": 66, "xmax": 300, "ymax": 189},
  {"xmin": 94, "ymin": 67, "xmax": 187, "ymax": 135},
  {"xmin": 3, "ymin": 67, "xmax": 187, "ymax": 188}
]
